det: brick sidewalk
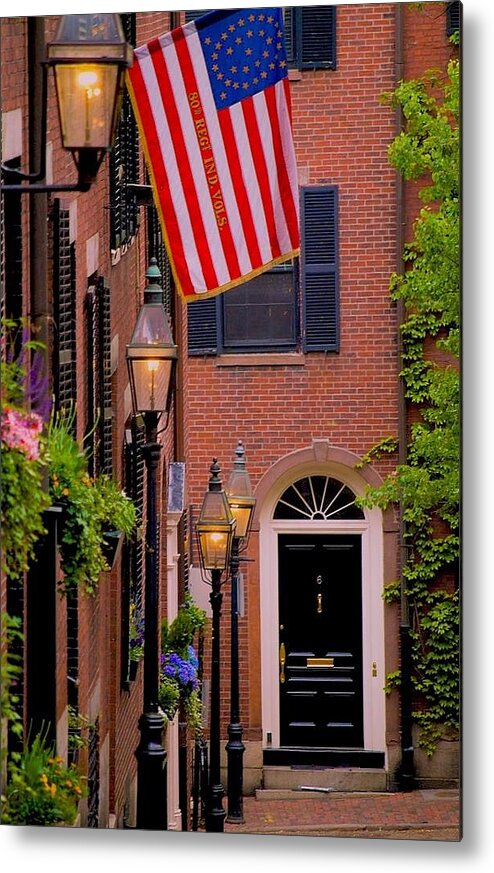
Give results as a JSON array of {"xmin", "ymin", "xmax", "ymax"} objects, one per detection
[{"xmin": 221, "ymin": 790, "xmax": 461, "ymax": 841}]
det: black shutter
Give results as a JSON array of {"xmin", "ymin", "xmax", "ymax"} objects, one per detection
[
  {"xmin": 66, "ymin": 587, "xmax": 79, "ymax": 766},
  {"xmin": 53, "ymin": 200, "xmax": 77, "ymax": 424},
  {"xmin": 187, "ymin": 298, "xmax": 218, "ymax": 355},
  {"xmin": 298, "ymin": 6, "xmax": 336, "ymax": 70},
  {"xmin": 122, "ymin": 418, "xmax": 146, "ymax": 683},
  {"xmin": 447, "ymin": 2, "xmax": 460, "ymax": 37},
  {"xmin": 97, "ymin": 279, "xmax": 113, "ymax": 475},
  {"xmin": 283, "ymin": 8, "xmax": 295, "ymax": 66},
  {"xmin": 2, "ymin": 159, "xmax": 23, "ymax": 327},
  {"xmin": 85, "ymin": 285, "xmax": 97, "ymax": 476},
  {"xmin": 301, "ymin": 186, "xmax": 339, "ymax": 352},
  {"xmin": 87, "ymin": 717, "xmax": 100, "ymax": 828},
  {"xmin": 184, "ymin": 9, "xmax": 212, "ymax": 23},
  {"xmin": 110, "ymin": 13, "xmax": 139, "ymax": 251}
]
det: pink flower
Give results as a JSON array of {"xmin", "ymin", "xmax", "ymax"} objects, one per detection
[{"xmin": 1, "ymin": 406, "xmax": 43, "ymax": 461}]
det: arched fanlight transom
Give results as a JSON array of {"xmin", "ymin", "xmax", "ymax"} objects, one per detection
[{"xmin": 273, "ymin": 475, "xmax": 364, "ymax": 521}]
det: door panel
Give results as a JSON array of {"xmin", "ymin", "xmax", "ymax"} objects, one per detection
[{"xmin": 278, "ymin": 534, "xmax": 363, "ymax": 748}]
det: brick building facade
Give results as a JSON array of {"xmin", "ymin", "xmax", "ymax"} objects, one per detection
[{"xmin": 1, "ymin": 3, "xmax": 460, "ymax": 831}]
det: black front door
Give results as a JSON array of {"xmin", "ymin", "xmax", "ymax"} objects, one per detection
[{"xmin": 278, "ymin": 534, "xmax": 363, "ymax": 748}]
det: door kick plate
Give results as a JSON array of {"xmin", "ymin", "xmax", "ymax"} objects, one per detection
[{"xmin": 307, "ymin": 657, "xmax": 334, "ymax": 668}]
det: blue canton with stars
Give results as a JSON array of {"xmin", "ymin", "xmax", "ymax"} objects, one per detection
[{"xmin": 195, "ymin": 8, "xmax": 288, "ymax": 110}]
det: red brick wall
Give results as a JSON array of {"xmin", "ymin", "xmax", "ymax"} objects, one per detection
[{"xmin": 181, "ymin": 3, "xmax": 401, "ymax": 740}]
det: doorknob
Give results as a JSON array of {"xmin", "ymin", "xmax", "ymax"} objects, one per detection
[
  {"xmin": 279, "ymin": 642, "xmax": 286, "ymax": 684},
  {"xmin": 317, "ymin": 592, "xmax": 322, "ymax": 614}
]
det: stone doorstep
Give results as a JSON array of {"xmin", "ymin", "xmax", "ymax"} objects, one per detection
[
  {"xmin": 261, "ymin": 766, "xmax": 387, "ymax": 793},
  {"xmin": 255, "ymin": 788, "xmax": 389, "ymax": 801}
]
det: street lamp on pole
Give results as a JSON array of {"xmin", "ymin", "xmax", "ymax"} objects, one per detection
[
  {"xmin": 196, "ymin": 459, "xmax": 236, "ymax": 833},
  {"xmin": 225, "ymin": 441, "xmax": 256, "ymax": 823},
  {"xmin": 1, "ymin": 13, "xmax": 133, "ymax": 195},
  {"xmin": 126, "ymin": 258, "xmax": 177, "ymax": 830}
]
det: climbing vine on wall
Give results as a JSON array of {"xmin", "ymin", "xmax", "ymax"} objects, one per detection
[{"xmin": 357, "ymin": 52, "xmax": 460, "ymax": 755}]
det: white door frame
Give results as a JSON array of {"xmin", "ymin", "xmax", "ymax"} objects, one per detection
[{"xmin": 258, "ymin": 460, "xmax": 386, "ymax": 753}]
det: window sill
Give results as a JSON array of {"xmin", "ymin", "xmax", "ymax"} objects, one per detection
[
  {"xmin": 215, "ymin": 353, "xmax": 305, "ymax": 368},
  {"xmin": 288, "ymin": 69, "xmax": 302, "ymax": 82}
]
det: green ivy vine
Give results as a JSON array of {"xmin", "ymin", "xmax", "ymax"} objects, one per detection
[{"xmin": 357, "ymin": 54, "xmax": 460, "ymax": 755}]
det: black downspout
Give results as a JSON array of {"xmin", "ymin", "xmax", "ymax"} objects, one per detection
[
  {"xmin": 25, "ymin": 16, "xmax": 60, "ymax": 747},
  {"xmin": 395, "ymin": 3, "xmax": 415, "ymax": 792}
]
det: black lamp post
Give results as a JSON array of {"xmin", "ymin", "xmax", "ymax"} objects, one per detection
[
  {"xmin": 126, "ymin": 258, "xmax": 177, "ymax": 830},
  {"xmin": 1, "ymin": 13, "xmax": 133, "ymax": 194},
  {"xmin": 196, "ymin": 459, "xmax": 236, "ymax": 833},
  {"xmin": 225, "ymin": 441, "xmax": 256, "ymax": 823}
]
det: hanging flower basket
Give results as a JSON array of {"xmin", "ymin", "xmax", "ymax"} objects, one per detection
[{"xmin": 101, "ymin": 529, "xmax": 125, "ymax": 570}]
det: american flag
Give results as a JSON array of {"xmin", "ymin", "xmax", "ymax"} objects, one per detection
[{"xmin": 127, "ymin": 8, "xmax": 300, "ymax": 301}]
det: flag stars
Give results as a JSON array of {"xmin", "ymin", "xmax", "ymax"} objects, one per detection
[
  {"xmin": 255, "ymin": 59, "xmax": 261, "ymax": 67},
  {"xmin": 215, "ymin": 41, "xmax": 222, "ymax": 50},
  {"xmin": 248, "ymin": 14, "xmax": 255, "ymax": 22},
  {"xmin": 220, "ymin": 91, "xmax": 227, "ymax": 100},
  {"xmin": 217, "ymin": 72, "xmax": 224, "ymax": 80},
  {"xmin": 230, "ymin": 65, "xmax": 237, "ymax": 73},
  {"xmin": 247, "ymin": 29, "xmax": 253, "ymax": 38},
  {"xmin": 269, "ymin": 62, "xmax": 275, "ymax": 70},
  {"xmin": 235, "ymin": 36, "xmax": 242, "ymax": 45},
  {"xmin": 245, "ymin": 47, "xmax": 252, "ymax": 56},
  {"xmin": 221, "ymin": 32, "xmax": 228, "ymax": 40},
  {"xmin": 242, "ymin": 82, "xmax": 249, "ymax": 90},
  {"xmin": 266, "ymin": 36, "xmax": 273, "ymax": 45},
  {"xmin": 225, "ymin": 78, "xmax": 231, "ymax": 86},
  {"xmin": 228, "ymin": 24, "xmax": 235, "ymax": 32},
  {"xmin": 227, "ymin": 46, "xmax": 233, "ymax": 55},
  {"xmin": 258, "ymin": 13, "xmax": 265, "ymax": 20},
  {"xmin": 261, "ymin": 70, "xmax": 268, "ymax": 78},
  {"xmin": 233, "ymin": 81, "xmax": 239, "ymax": 89},
  {"xmin": 237, "ymin": 18, "xmax": 245, "ymax": 27},
  {"xmin": 212, "ymin": 52, "xmax": 218, "ymax": 60},
  {"xmin": 279, "ymin": 59, "xmax": 287, "ymax": 69},
  {"xmin": 263, "ymin": 50, "xmax": 269, "ymax": 58},
  {"xmin": 242, "ymin": 65, "xmax": 250, "ymax": 73},
  {"xmin": 267, "ymin": 15, "xmax": 274, "ymax": 24},
  {"xmin": 259, "ymin": 29, "xmax": 265, "ymax": 37},
  {"xmin": 212, "ymin": 63, "xmax": 219, "ymax": 71},
  {"xmin": 204, "ymin": 36, "xmax": 212, "ymax": 45}
]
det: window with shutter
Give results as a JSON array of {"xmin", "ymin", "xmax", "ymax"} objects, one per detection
[
  {"xmin": 301, "ymin": 186, "xmax": 339, "ymax": 352},
  {"xmin": 110, "ymin": 13, "xmax": 139, "ymax": 253},
  {"xmin": 183, "ymin": 8, "xmax": 335, "ymax": 69},
  {"xmin": 187, "ymin": 186, "xmax": 340, "ymax": 356},
  {"xmin": 53, "ymin": 199, "xmax": 77, "ymax": 424}
]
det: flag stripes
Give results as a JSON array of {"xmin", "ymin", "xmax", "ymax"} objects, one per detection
[{"xmin": 127, "ymin": 8, "xmax": 300, "ymax": 301}]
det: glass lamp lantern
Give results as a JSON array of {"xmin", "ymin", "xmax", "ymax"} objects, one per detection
[
  {"xmin": 126, "ymin": 259, "xmax": 177, "ymax": 416},
  {"xmin": 197, "ymin": 459, "xmax": 236, "ymax": 573},
  {"xmin": 46, "ymin": 14, "xmax": 133, "ymax": 152},
  {"xmin": 226, "ymin": 441, "xmax": 256, "ymax": 541}
]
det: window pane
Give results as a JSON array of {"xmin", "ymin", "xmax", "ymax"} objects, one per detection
[{"xmin": 223, "ymin": 267, "xmax": 296, "ymax": 349}]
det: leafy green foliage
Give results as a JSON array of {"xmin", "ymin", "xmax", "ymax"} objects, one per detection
[
  {"xmin": 159, "ymin": 596, "xmax": 207, "ymax": 737},
  {"xmin": 1, "ymin": 728, "xmax": 86, "ymax": 826},
  {"xmin": 1, "ymin": 322, "xmax": 51, "ymax": 580},
  {"xmin": 359, "ymin": 58, "xmax": 460, "ymax": 754},
  {"xmin": 47, "ymin": 408, "xmax": 136, "ymax": 594},
  {"xmin": 0, "ymin": 613, "xmax": 23, "ymax": 766}
]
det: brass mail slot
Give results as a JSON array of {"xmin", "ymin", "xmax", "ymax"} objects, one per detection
[{"xmin": 307, "ymin": 657, "xmax": 334, "ymax": 668}]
